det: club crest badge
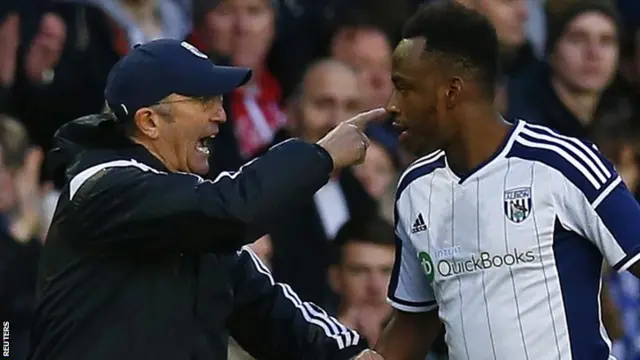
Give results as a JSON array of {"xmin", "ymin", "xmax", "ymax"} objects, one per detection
[{"xmin": 503, "ymin": 187, "xmax": 532, "ymax": 223}]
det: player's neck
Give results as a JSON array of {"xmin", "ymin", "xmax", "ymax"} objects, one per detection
[
  {"xmin": 550, "ymin": 75, "xmax": 601, "ymax": 126},
  {"xmin": 445, "ymin": 107, "xmax": 511, "ymax": 177}
]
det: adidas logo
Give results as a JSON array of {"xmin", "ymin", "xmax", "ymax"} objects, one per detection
[{"xmin": 411, "ymin": 213, "xmax": 427, "ymax": 234}]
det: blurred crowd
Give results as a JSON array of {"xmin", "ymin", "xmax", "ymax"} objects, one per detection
[{"xmin": 2, "ymin": 0, "xmax": 640, "ymax": 359}]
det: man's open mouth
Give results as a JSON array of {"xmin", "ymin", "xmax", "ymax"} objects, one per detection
[{"xmin": 196, "ymin": 136, "xmax": 212, "ymax": 155}]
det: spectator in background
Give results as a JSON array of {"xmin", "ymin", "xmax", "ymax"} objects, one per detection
[
  {"xmin": 328, "ymin": 216, "xmax": 395, "ymax": 347},
  {"xmin": 52, "ymin": 0, "xmax": 190, "ymax": 52},
  {"xmin": 328, "ymin": 12, "xmax": 418, "ymax": 169},
  {"xmin": 7, "ymin": 0, "xmax": 190, "ymax": 165},
  {"xmin": 508, "ymin": 0, "xmax": 620, "ymax": 139},
  {"xmin": 591, "ymin": 118, "xmax": 639, "ymax": 360},
  {"xmin": 455, "ymin": 0, "xmax": 536, "ymax": 79},
  {"xmin": 353, "ymin": 126, "xmax": 400, "ymax": 222},
  {"xmin": 0, "ymin": 10, "xmax": 19, "ymax": 113},
  {"xmin": 610, "ymin": 22, "xmax": 640, "ymax": 122},
  {"xmin": 330, "ymin": 13, "xmax": 393, "ymax": 110},
  {"xmin": 0, "ymin": 114, "xmax": 45, "ymax": 360},
  {"xmin": 352, "ymin": 140, "xmax": 396, "ymax": 200},
  {"xmin": 267, "ymin": 59, "xmax": 376, "ymax": 304},
  {"xmin": 0, "ymin": 115, "xmax": 47, "ymax": 243},
  {"xmin": 191, "ymin": 0, "xmax": 233, "ymax": 59},
  {"xmin": 189, "ymin": 0, "xmax": 287, "ymax": 175}
]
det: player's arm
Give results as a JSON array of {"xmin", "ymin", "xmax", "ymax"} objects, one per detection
[
  {"xmin": 558, "ymin": 146, "xmax": 640, "ymax": 276},
  {"xmin": 376, "ymin": 309, "xmax": 441, "ymax": 360},
  {"xmin": 377, "ymin": 198, "xmax": 441, "ymax": 359},
  {"xmin": 69, "ymin": 139, "xmax": 333, "ymax": 253},
  {"xmin": 226, "ymin": 247, "xmax": 366, "ymax": 360}
]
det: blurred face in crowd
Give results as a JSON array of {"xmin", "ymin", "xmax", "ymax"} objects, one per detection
[
  {"xmin": 133, "ymin": 94, "xmax": 226, "ymax": 175},
  {"xmin": 200, "ymin": 4, "xmax": 234, "ymax": 55},
  {"xmin": 295, "ymin": 61, "xmax": 362, "ymax": 142},
  {"xmin": 388, "ymin": 38, "xmax": 458, "ymax": 155},
  {"xmin": 461, "ymin": 0, "xmax": 529, "ymax": 51},
  {"xmin": 550, "ymin": 12, "xmax": 619, "ymax": 94},
  {"xmin": 353, "ymin": 142, "xmax": 396, "ymax": 199},
  {"xmin": 0, "ymin": 149, "xmax": 15, "ymax": 211},
  {"xmin": 632, "ymin": 30, "xmax": 640, "ymax": 83},
  {"xmin": 205, "ymin": 0, "xmax": 275, "ymax": 69},
  {"xmin": 620, "ymin": 29, "xmax": 640, "ymax": 87},
  {"xmin": 19, "ymin": 12, "xmax": 66, "ymax": 84},
  {"xmin": 331, "ymin": 27, "xmax": 393, "ymax": 108},
  {"xmin": 330, "ymin": 241, "xmax": 395, "ymax": 309}
]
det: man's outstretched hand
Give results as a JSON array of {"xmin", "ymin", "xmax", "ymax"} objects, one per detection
[
  {"xmin": 316, "ymin": 107, "xmax": 387, "ymax": 169},
  {"xmin": 352, "ymin": 349, "xmax": 385, "ymax": 359}
]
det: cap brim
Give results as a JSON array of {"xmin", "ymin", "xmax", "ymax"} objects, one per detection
[{"xmin": 180, "ymin": 65, "xmax": 252, "ymax": 98}]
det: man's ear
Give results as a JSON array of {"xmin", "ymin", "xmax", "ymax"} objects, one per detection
[
  {"xmin": 133, "ymin": 107, "xmax": 161, "ymax": 140},
  {"xmin": 328, "ymin": 265, "xmax": 342, "ymax": 294}
]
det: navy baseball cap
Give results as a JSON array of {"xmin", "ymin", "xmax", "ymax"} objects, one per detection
[{"xmin": 104, "ymin": 39, "xmax": 252, "ymax": 122}]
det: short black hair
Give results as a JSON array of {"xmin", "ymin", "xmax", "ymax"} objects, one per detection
[
  {"xmin": 331, "ymin": 216, "xmax": 395, "ymax": 264},
  {"xmin": 402, "ymin": 2, "xmax": 500, "ymax": 96}
]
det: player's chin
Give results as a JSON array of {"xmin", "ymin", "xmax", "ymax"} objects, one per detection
[
  {"xmin": 405, "ymin": 138, "xmax": 438, "ymax": 157},
  {"xmin": 399, "ymin": 133, "xmax": 423, "ymax": 154}
]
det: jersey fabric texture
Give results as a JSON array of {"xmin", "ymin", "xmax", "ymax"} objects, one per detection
[{"xmin": 388, "ymin": 120, "xmax": 640, "ymax": 360}]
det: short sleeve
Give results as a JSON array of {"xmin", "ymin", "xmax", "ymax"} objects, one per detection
[
  {"xmin": 560, "ymin": 174, "xmax": 640, "ymax": 273},
  {"xmin": 387, "ymin": 203, "xmax": 438, "ymax": 313}
]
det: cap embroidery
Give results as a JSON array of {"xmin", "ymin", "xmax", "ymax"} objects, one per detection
[{"xmin": 180, "ymin": 41, "xmax": 208, "ymax": 59}]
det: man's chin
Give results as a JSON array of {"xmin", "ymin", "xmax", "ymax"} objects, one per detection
[{"xmin": 187, "ymin": 162, "xmax": 210, "ymax": 176}]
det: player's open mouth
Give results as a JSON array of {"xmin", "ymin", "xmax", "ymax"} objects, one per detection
[{"xmin": 196, "ymin": 136, "xmax": 212, "ymax": 156}]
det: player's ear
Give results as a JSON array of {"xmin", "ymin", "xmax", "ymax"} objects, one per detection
[{"xmin": 445, "ymin": 77, "xmax": 463, "ymax": 109}]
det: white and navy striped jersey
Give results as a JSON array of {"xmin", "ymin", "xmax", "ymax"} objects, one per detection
[{"xmin": 388, "ymin": 120, "xmax": 640, "ymax": 360}]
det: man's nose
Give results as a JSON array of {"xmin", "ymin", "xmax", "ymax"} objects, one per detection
[{"xmin": 212, "ymin": 107, "xmax": 227, "ymax": 123}]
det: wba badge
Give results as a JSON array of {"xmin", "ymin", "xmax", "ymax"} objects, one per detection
[{"xmin": 504, "ymin": 187, "xmax": 532, "ymax": 223}]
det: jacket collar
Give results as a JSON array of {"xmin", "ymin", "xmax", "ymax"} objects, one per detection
[{"xmin": 115, "ymin": 143, "xmax": 170, "ymax": 173}]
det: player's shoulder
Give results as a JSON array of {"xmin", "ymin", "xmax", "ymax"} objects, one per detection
[
  {"xmin": 396, "ymin": 150, "xmax": 446, "ymax": 201},
  {"xmin": 507, "ymin": 120, "xmax": 618, "ymax": 201}
]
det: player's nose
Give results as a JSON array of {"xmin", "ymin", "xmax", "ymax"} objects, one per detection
[{"xmin": 386, "ymin": 91, "xmax": 400, "ymax": 115}]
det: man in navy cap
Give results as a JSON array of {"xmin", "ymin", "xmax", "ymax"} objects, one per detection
[{"xmin": 28, "ymin": 39, "xmax": 384, "ymax": 360}]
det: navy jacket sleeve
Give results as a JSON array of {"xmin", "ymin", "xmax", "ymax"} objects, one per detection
[
  {"xmin": 227, "ymin": 247, "xmax": 367, "ymax": 360},
  {"xmin": 66, "ymin": 139, "xmax": 333, "ymax": 253}
]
